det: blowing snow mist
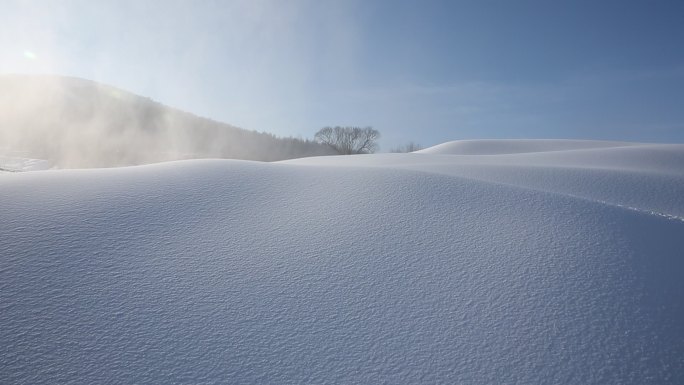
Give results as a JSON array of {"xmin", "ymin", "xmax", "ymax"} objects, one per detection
[{"xmin": 0, "ymin": 75, "xmax": 334, "ymax": 169}]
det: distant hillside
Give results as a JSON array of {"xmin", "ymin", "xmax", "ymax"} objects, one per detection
[{"xmin": 0, "ymin": 75, "xmax": 335, "ymax": 168}]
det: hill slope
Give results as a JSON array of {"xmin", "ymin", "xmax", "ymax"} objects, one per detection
[
  {"xmin": 0, "ymin": 75, "xmax": 335, "ymax": 168},
  {"xmin": 415, "ymin": 138, "xmax": 637, "ymax": 155},
  {"xmin": 1, "ymin": 140, "xmax": 683, "ymax": 383}
]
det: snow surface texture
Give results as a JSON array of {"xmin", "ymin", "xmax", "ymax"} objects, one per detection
[{"xmin": 1, "ymin": 139, "xmax": 683, "ymax": 384}]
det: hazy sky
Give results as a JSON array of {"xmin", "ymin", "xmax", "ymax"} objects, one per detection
[{"xmin": 2, "ymin": 0, "xmax": 683, "ymax": 148}]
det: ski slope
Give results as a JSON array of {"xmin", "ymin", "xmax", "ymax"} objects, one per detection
[{"xmin": 1, "ymin": 140, "xmax": 683, "ymax": 384}]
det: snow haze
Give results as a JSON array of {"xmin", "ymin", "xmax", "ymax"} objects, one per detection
[
  {"xmin": 0, "ymin": 75, "xmax": 335, "ymax": 168},
  {"xmin": 2, "ymin": 140, "xmax": 683, "ymax": 383}
]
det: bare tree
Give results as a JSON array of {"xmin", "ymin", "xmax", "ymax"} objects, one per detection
[{"xmin": 314, "ymin": 126, "xmax": 380, "ymax": 154}]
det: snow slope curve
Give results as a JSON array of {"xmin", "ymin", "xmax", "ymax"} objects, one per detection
[
  {"xmin": 2, "ymin": 141, "xmax": 683, "ymax": 384},
  {"xmin": 286, "ymin": 142, "xmax": 684, "ymax": 218},
  {"xmin": 416, "ymin": 139, "xmax": 639, "ymax": 155}
]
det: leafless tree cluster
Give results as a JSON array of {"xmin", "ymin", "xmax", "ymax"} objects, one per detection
[{"xmin": 314, "ymin": 126, "xmax": 380, "ymax": 155}]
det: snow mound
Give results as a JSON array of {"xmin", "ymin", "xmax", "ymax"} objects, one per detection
[
  {"xmin": 2, "ymin": 141, "xmax": 683, "ymax": 384},
  {"xmin": 417, "ymin": 139, "xmax": 638, "ymax": 155}
]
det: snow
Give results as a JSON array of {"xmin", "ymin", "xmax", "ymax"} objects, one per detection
[
  {"xmin": 0, "ymin": 155, "xmax": 52, "ymax": 172},
  {"xmin": 1, "ymin": 139, "xmax": 683, "ymax": 383},
  {"xmin": 414, "ymin": 138, "xmax": 638, "ymax": 155}
]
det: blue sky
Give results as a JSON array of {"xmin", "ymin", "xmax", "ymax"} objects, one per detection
[{"xmin": 1, "ymin": 0, "xmax": 683, "ymax": 149}]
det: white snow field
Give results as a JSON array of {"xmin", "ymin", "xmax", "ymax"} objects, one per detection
[{"xmin": 1, "ymin": 139, "xmax": 683, "ymax": 384}]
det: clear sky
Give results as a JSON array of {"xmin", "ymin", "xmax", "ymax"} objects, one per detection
[{"xmin": 2, "ymin": 0, "xmax": 683, "ymax": 149}]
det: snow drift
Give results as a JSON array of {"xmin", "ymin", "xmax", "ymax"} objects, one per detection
[{"xmin": 1, "ymin": 140, "xmax": 683, "ymax": 384}]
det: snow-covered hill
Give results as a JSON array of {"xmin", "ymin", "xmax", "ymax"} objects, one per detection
[
  {"xmin": 415, "ymin": 138, "xmax": 638, "ymax": 155},
  {"xmin": 1, "ymin": 140, "xmax": 683, "ymax": 384},
  {"xmin": 0, "ymin": 75, "xmax": 335, "ymax": 168}
]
